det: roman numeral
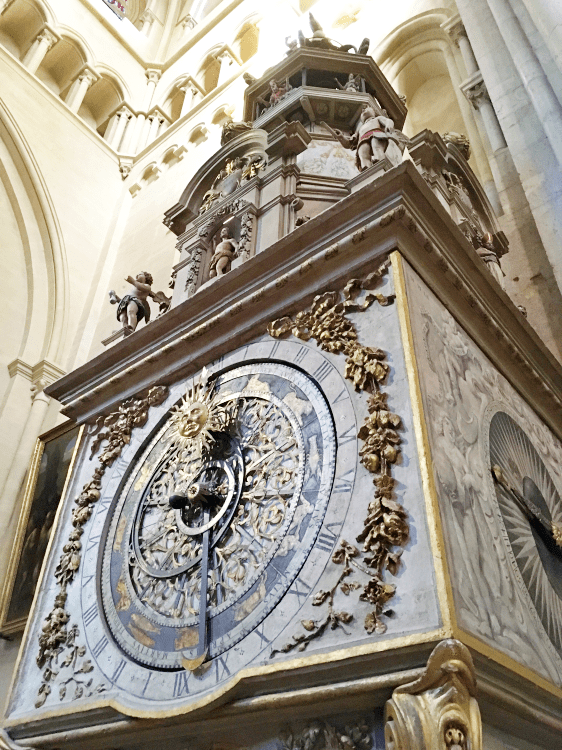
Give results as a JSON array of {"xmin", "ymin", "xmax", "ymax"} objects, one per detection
[
  {"xmin": 313, "ymin": 361, "xmax": 332, "ymax": 384},
  {"xmin": 111, "ymin": 658, "xmax": 126, "ymax": 683},
  {"xmin": 92, "ymin": 635, "xmax": 108, "ymax": 658},
  {"xmin": 338, "ymin": 425, "xmax": 356, "ymax": 446},
  {"xmin": 98, "ymin": 496, "xmax": 112, "ymax": 513},
  {"xmin": 316, "ymin": 524, "xmax": 342, "ymax": 554},
  {"xmin": 113, "ymin": 457, "xmax": 129, "ymax": 477},
  {"xmin": 287, "ymin": 578, "xmax": 312, "ymax": 604},
  {"xmin": 333, "ymin": 385, "xmax": 350, "ymax": 404},
  {"xmin": 142, "ymin": 672, "xmax": 153, "ymax": 696},
  {"xmin": 173, "ymin": 671, "xmax": 190, "ymax": 698},
  {"xmin": 214, "ymin": 656, "xmax": 232, "ymax": 682},
  {"xmin": 253, "ymin": 624, "xmax": 270, "ymax": 648},
  {"xmin": 334, "ymin": 468, "xmax": 354, "ymax": 494},
  {"xmin": 83, "ymin": 603, "xmax": 99, "ymax": 627},
  {"xmin": 294, "ymin": 346, "xmax": 309, "ymax": 365},
  {"xmin": 87, "ymin": 534, "xmax": 101, "ymax": 553},
  {"xmin": 82, "ymin": 573, "xmax": 95, "ymax": 588}
]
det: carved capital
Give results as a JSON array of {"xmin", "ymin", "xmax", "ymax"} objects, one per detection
[
  {"xmin": 442, "ymin": 16, "xmax": 467, "ymax": 47},
  {"xmin": 182, "ymin": 13, "xmax": 197, "ymax": 30},
  {"xmin": 385, "ymin": 640, "xmax": 482, "ymax": 750},
  {"xmin": 37, "ymin": 27, "xmax": 59, "ymax": 50},
  {"xmin": 463, "ymin": 80, "xmax": 489, "ymax": 110},
  {"xmin": 145, "ymin": 68, "xmax": 161, "ymax": 85}
]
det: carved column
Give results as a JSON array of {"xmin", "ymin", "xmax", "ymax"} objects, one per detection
[
  {"xmin": 64, "ymin": 67, "xmax": 98, "ymax": 113},
  {"xmin": 180, "ymin": 81, "xmax": 203, "ymax": 118},
  {"xmin": 129, "ymin": 69, "xmax": 161, "ymax": 153},
  {"xmin": 146, "ymin": 112, "xmax": 162, "ymax": 145},
  {"xmin": 22, "ymin": 27, "xmax": 59, "ymax": 74},
  {"xmin": 384, "ymin": 640, "xmax": 482, "ymax": 750},
  {"xmin": 138, "ymin": 9, "xmax": 156, "ymax": 37},
  {"xmin": 215, "ymin": 49, "xmax": 238, "ymax": 87},
  {"xmin": 462, "ymin": 76, "xmax": 507, "ymax": 153},
  {"xmin": 107, "ymin": 106, "xmax": 133, "ymax": 150}
]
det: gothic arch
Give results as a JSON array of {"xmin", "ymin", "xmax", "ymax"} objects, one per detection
[
  {"xmin": 0, "ymin": 98, "xmax": 68, "ymax": 374},
  {"xmin": 0, "ymin": 0, "xmax": 49, "ymax": 59}
]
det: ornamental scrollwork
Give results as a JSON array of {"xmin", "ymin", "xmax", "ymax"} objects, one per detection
[
  {"xmin": 268, "ymin": 260, "xmax": 409, "ymax": 654},
  {"xmin": 384, "ymin": 639, "xmax": 482, "ymax": 750},
  {"xmin": 35, "ymin": 386, "xmax": 168, "ymax": 707}
]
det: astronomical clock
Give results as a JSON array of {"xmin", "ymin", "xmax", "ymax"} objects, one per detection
[{"xmin": 5, "ymin": 24, "xmax": 562, "ymax": 750}]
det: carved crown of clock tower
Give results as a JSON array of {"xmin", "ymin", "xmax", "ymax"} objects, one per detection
[{"xmin": 5, "ymin": 19, "xmax": 562, "ymax": 750}]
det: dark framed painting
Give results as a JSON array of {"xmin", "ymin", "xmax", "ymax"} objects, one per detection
[{"xmin": 0, "ymin": 421, "xmax": 82, "ymax": 635}]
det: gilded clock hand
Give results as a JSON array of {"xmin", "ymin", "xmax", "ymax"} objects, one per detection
[
  {"xmin": 182, "ymin": 510, "xmax": 210, "ymax": 672},
  {"xmin": 492, "ymin": 465, "xmax": 562, "ymax": 549}
]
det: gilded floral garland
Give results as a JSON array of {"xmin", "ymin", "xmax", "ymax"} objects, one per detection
[
  {"xmin": 268, "ymin": 260, "xmax": 409, "ymax": 654},
  {"xmin": 35, "ymin": 386, "xmax": 168, "ymax": 707}
]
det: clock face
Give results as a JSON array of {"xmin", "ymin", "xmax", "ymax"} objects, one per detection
[
  {"xmin": 99, "ymin": 360, "xmax": 336, "ymax": 671},
  {"xmin": 490, "ymin": 411, "xmax": 562, "ymax": 655}
]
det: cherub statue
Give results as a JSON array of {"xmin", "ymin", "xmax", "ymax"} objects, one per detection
[
  {"xmin": 323, "ymin": 104, "xmax": 409, "ymax": 171},
  {"xmin": 209, "ymin": 226, "xmax": 238, "ymax": 278},
  {"xmin": 109, "ymin": 272, "xmax": 153, "ymax": 336},
  {"xmin": 335, "ymin": 73, "xmax": 362, "ymax": 92}
]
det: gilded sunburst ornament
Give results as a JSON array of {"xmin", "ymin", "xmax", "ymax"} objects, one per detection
[{"xmin": 166, "ymin": 368, "xmax": 236, "ymax": 456}]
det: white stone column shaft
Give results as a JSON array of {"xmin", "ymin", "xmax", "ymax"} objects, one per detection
[
  {"xmin": 440, "ymin": 40, "xmax": 501, "ymax": 213},
  {"xmin": 180, "ymin": 84, "xmax": 200, "ymax": 117},
  {"xmin": 147, "ymin": 114, "xmax": 161, "ymax": 144},
  {"xmin": 108, "ymin": 108, "xmax": 131, "ymax": 150},
  {"xmin": 65, "ymin": 70, "xmax": 97, "ymax": 113},
  {"xmin": 142, "ymin": 69, "xmax": 161, "ymax": 110},
  {"xmin": 119, "ymin": 113, "xmax": 137, "ymax": 153},
  {"xmin": 485, "ymin": 0, "xmax": 562, "ymax": 168},
  {"xmin": 216, "ymin": 51, "xmax": 236, "ymax": 87},
  {"xmin": 22, "ymin": 28, "xmax": 58, "ymax": 74}
]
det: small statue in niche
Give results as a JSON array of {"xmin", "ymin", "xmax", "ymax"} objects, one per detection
[
  {"xmin": 209, "ymin": 226, "xmax": 238, "ymax": 278},
  {"xmin": 334, "ymin": 73, "xmax": 362, "ymax": 93},
  {"xmin": 259, "ymin": 78, "xmax": 292, "ymax": 109},
  {"xmin": 109, "ymin": 272, "xmax": 153, "ymax": 336},
  {"xmin": 324, "ymin": 104, "xmax": 408, "ymax": 171},
  {"xmin": 475, "ymin": 232, "xmax": 504, "ymax": 288}
]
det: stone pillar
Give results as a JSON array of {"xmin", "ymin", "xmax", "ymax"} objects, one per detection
[
  {"xmin": 462, "ymin": 75, "xmax": 507, "ymax": 153},
  {"xmin": 215, "ymin": 49, "xmax": 237, "ymax": 87},
  {"xmin": 385, "ymin": 639, "xmax": 482, "ymax": 750},
  {"xmin": 485, "ymin": 0, "xmax": 562, "ymax": 169},
  {"xmin": 440, "ymin": 22, "xmax": 502, "ymax": 215},
  {"xmin": 142, "ymin": 68, "xmax": 161, "ymax": 110},
  {"xmin": 446, "ymin": 17, "xmax": 480, "ymax": 76},
  {"xmin": 119, "ymin": 111, "xmax": 137, "ymax": 153},
  {"xmin": 138, "ymin": 9, "xmax": 156, "ymax": 38},
  {"xmin": 180, "ymin": 81, "xmax": 202, "ymax": 117},
  {"xmin": 107, "ymin": 106, "xmax": 133, "ymax": 150},
  {"xmin": 146, "ymin": 113, "xmax": 161, "ymax": 144},
  {"xmin": 64, "ymin": 67, "xmax": 98, "ymax": 113},
  {"xmin": 128, "ymin": 69, "xmax": 161, "ymax": 153},
  {"xmin": 22, "ymin": 27, "xmax": 59, "ymax": 74}
]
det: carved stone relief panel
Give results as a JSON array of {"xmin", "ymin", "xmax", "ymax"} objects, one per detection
[{"xmin": 402, "ymin": 258, "xmax": 562, "ymax": 687}]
